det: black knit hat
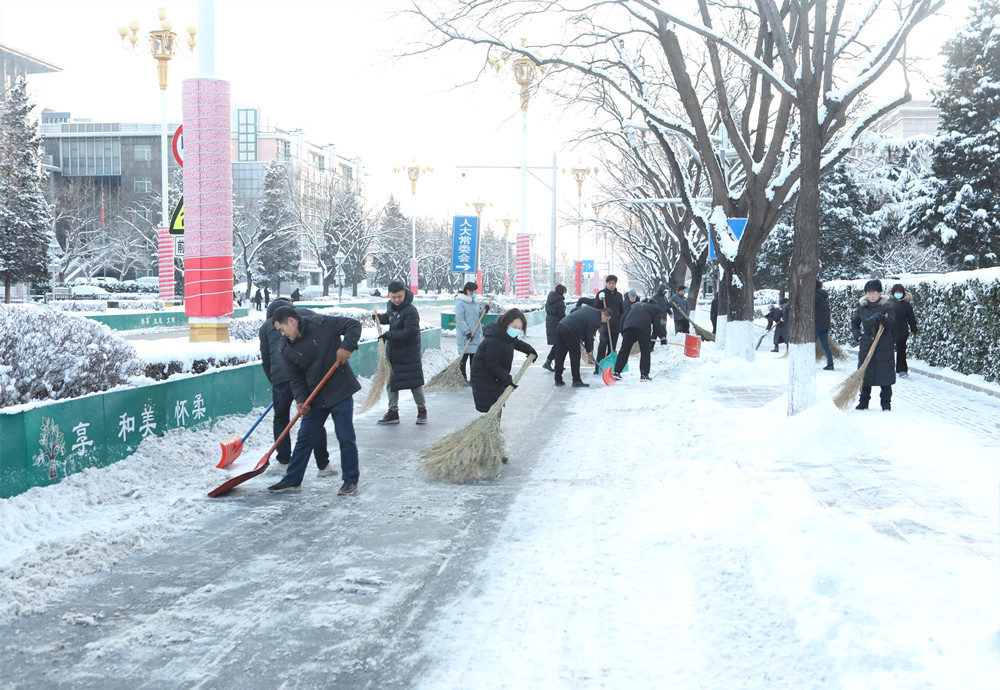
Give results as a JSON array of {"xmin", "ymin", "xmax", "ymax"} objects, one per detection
[{"xmin": 863, "ymin": 279, "xmax": 882, "ymax": 293}]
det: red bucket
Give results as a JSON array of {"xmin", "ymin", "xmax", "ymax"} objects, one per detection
[{"xmin": 684, "ymin": 334, "xmax": 701, "ymax": 358}]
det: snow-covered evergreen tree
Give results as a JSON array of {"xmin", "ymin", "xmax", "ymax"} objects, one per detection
[
  {"xmin": 910, "ymin": 1, "xmax": 1000, "ymax": 268},
  {"xmin": 255, "ymin": 160, "xmax": 301, "ymax": 291},
  {"xmin": 0, "ymin": 77, "xmax": 52, "ymax": 302},
  {"xmin": 373, "ymin": 195, "xmax": 412, "ymax": 286}
]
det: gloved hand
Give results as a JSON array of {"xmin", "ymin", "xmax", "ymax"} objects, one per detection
[
  {"xmin": 506, "ymin": 379, "xmax": 517, "ymax": 390},
  {"xmin": 526, "ymin": 348, "xmax": 538, "ymax": 359},
  {"xmin": 466, "ymin": 334, "xmax": 473, "ymax": 343},
  {"xmin": 598, "ymin": 292, "xmax": 605, "ymax": 300}
]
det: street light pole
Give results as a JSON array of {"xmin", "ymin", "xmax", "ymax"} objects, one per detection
[
  {"xmin": 395, "ymin": 158, "xmax": 432, "ymax": 295},
  {"xmin": 465, "ymin": 198, "xmax": 490, "ymax": 293},
  {"xmin": 500, "ymin": 216, "xmax": 517, "ymax": 294},
  {"xmin": 567, "ymin": 159, "xmax": 594, "ymax": 295}
]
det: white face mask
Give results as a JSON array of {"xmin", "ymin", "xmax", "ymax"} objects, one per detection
[
  {"xmin": 894, "ymin": 293, "xmax": 903, "ymax": 299},
  {"xmin": 506, "ymin": 326, "xmax": 522, "ymax": 339}
]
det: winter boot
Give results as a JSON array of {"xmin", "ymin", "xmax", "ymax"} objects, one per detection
[
  {"xmin": 416, "ymin": 408, "xmax": 428, "ymax": 425},
  {"xmin": 823, "ymin": 363, "xmax": 834, "ymax": 371},
  {"xmin": 377, "ymin": 410, "xmax": 400, "ymax": 425},
  {"xmin": 572, "ymin": 380, "xmax": 590, "ymax": 388},
  {"xmin": 640, "ymin": 374, "xmax": 653, "ymax": 382},
  {"xmin": 771, "ymin": 346, "xmax": 780, "ymax": 353},
  {"xmin": 554, "ymin": 379, "xmax": 566, "ymax": 387},
  {"xmin": 338, "ymin": 482, "xmax": 358, "ymax": 496},
  {"xmin": 268, "ymin": 479, "xmax": 301, "ymax": 492},
  {"xmin": 542, "ymin": 360, "xmax": 554, "ymax": 372}
]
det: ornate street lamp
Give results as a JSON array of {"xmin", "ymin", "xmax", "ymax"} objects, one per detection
[
  {"xmin": 118, "ymin": 7, "xmax": 196, "ymax": 306},
  {"xmin": 563, "ymin": 158, "xmax": 596, "ymax": 294},
  {"xmin": 464, "ymin": 197, "xmax": 491, "ymax": 291},
  {"xmin": 394, "ymin": 157, "xmax": 433, "ymax": 295},
  {"xmin": 499, "ymin": 216, "xmax": 517, "ymax": 295}
]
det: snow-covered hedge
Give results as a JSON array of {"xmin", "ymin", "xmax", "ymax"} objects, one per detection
[
  {"xmin": 229, "ymin": 307, "xmax": 379, "ymax": 343},
  {"xmin": 108, "ymin": 299, "xmax": 164, "ymax": 311},
  {"xmin": 0, "ymin": 305, "xmax": 144, "ymax": 406},
  {"xmin": 143, "ymin": 355, "xmax": 259, "ymax": 381},
  {"xmin": 827, "ymin": 268, "xmax": 1000, "ymax": 383},
  {"xmin": 48, "ymin": 300, "xmax": 108, "ymax": 313}
]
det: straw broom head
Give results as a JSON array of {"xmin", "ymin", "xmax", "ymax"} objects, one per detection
[
  {"xmin": 815, "ymin": 338, "xmax": 849, "ymax": 362},
  {"xmin": 426, "ymin": 297, "xmax": 494, "ymax": 392},
  {"xmin": 357, "ymin": 312, "xmax": 393, "ymax": 414},
  {"xmin": 832, "ymin": 325, "xmax": 884, "ymax": 410},
  {"xmin": 420, "ymin": 355, "xmax": 535, "ymax": 483},
  {"xmin": 671, "ymin": 304, "xmax": 715, "ymax": 341}
]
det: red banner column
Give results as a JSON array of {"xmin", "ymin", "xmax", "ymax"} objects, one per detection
[{"xmin": 515, "ymin": 233, "xmax": 531, "ymax": 298}]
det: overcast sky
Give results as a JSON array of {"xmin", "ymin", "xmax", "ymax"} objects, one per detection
[{"xmin": 0, "ymin": 0, "xmax": 967, "ymax": 268}]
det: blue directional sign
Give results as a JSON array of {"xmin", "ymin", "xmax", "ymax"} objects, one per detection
[
  {"xmin": 451, "ymin": 215, "xmax": 480, "ymax": 272},
  {"xmin": 709, "ymin": 218, "xmax": 748, "ymax": 260},
  {"xmin": 581, "ymin": 260, "xmax": 595, "ymax": 272}
]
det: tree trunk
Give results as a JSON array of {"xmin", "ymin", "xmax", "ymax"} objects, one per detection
[
  {"xmin": 716, "ymin": 264, "xmax": 730, "ymax": 350},
  {"xmin": 723, "ymin": 253, "xmax": 757, "ymax": 361},
  {"xmin": 686, "ymin": 261, "xmax": 703, "ymax": 313},
  {"xmin": 4, "ymin": 279, "xmax": 11, "ymax": 304}
]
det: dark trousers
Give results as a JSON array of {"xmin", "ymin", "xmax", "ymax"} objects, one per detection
[
  {"xmin": 860, "ymin": 384, "xmax": 892, "ymax": 410},
  {"xmin": 544, "ymin": 344, "xmax": 559, "ymax": 364},
  {"xmin": 283, "ymin": 396, "xmax": 358, "ymax": 486},
  {"xmin": 596, "ymin": 327, "xmax": 620, "ymax": 365},
  {"xmin": 614, "ymin": 327, "xmax": 651, "ymax": 376},
  {"xmin": 551, "ymin": 329, "xmax": 584, "ymax": 383},
  {"xmin": 896, "ymin": 334, "xmax": 910, "ymax": 373},
  {"xmin": 816, "ymin": 329, "xmax": 833, "ymax": 366},
  {"xmin": 674, "ymin": 318, "xmax": 690, "ymax": 334},
  {"xmin": 273, "ymin": 382, "xmax": 328, "ymax": 465},
  {"xmin": 460, "ymin": 353, "xmax": 473, "ymax": 379}
]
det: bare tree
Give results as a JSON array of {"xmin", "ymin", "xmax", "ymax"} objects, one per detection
[{"xmin": 408, "ymin": 0, "xmax": 941, "ymax": 413}]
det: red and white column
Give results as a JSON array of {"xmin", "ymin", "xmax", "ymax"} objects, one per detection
[
  {"xmin": 158, "ymin": 226, "xmax": 174, "ymax": 302},
  {"xmin": 515, "ymin": 233, "xmax": 531, "ymax": 298},
  {"xmin": 182, "ymin": 77, "xmax": 233, "ymax": 341}
]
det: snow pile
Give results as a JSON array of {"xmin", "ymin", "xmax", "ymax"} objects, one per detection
[
  {"xmin": 111, "ymin": 299, "xmax": 164, "ymax": 312},
  {"xmin": 0, "ymin": 304, "xmax": 143, "ymax": 406},
  {"xmin": 47, "ymin": 300, "xmax": 108, "ymax": 313}
]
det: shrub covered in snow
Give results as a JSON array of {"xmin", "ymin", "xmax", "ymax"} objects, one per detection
[
  {"xmin": 109, "ymin": 299, "xmax": 164, "ymax": 311},
  {"xmin": 143, "ymin": 355, "xmax": 259, "ymax": 381},
  {"xmin": 48, "ymin": 300, "xmax": 108, "ymax": 313},
  {"xmin": 827, "ymin": 268, "xmax": 1000, "ymax": 383},
  {"xmin": 0, "ymin": 304, "xmax": 143, "ymax": 407},
  {"xmin": 228, "ymin": 307, "xmax": 378, "ymax": 342}
]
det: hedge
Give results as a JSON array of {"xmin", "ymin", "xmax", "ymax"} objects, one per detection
[{"xmin": 826, "ymin": 268, "xmax": 1000, "ymax": 383}]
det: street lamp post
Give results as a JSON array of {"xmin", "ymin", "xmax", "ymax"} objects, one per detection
[
  {"xmin": 499, "ymin": 216, "xmax": 517, "ymax": 295},
  {"xmin": 465, "ymin": 197, "xmax": 491, "ymax": 293},
  {"xmin": 47, "ymin": 236, "xmax": 62, "ymax": 302},
  {"xmin": 334, "ymin": 251, "xmax": 346, "ymax": 301},
  {"xmin": 394, "ymin": 157, "xmax": 432, "ymax": 295},
  {"xmin": 592, "ymin": 200, "xmax": 603, "ymax": 290},
  {"xmin": 119, "ymin": 8, "xmax": 196, "ymax": 306},
  {"xmin": 566, "ymin": 159, "xmax": 594, "ymax": 294}
]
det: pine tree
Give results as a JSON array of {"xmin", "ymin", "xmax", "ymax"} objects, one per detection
[
  {"xmin": 911, "ymin": 1, "xmax": 1000, "ymax": 268},
  {"xmin": 256, "ymin": 160, "xmax": 301, "ymax": 291},
  {"xmin": 374, "ymin": 195, "xmax": 412, "ymax": 286},
  {"xmin": 0, "ymin": 77, "xmax": 52, "ymax": 302}
]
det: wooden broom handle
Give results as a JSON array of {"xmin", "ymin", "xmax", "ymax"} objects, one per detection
[{"xmin": 265, "ymin": 361, "xmax": 341, "ymax": 457}]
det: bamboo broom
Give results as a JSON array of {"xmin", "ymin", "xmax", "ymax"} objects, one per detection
[
  {"xmin": 815, "ymin": 338, "xmax": 849, "ymax": 362},
  {"xmin": 356, "ymin": 312, "xmax": 393, "ymax": 414},
  {"xmin": 832, "ymin": 324, "xmax": 885, "ymax": 410},
  {"xmin": 670, "ymin": 304, "xmax": 716, "ymax": 342},
  {"xmin": 420, "ymin": 355, "xmax": 536, "ymax": 483},
  {"xmin": 426, "ymin": 297, "xmax": 495, "ymax": 392}
]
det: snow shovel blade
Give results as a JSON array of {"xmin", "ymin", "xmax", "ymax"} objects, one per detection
[
  {"xmin": 598, "ymin": 352, "xmax": 617, "ymax": 371},
  {"xmin": 217, "ymin": 436, "xmax": 244, "ymax": 468},
  {"xmin": 208, "ymin": 454, "xmax": 271, "ymax": 498},
  {"xmin": 601, "ymin": 367, "xmax": 617, "ymax": 386}
]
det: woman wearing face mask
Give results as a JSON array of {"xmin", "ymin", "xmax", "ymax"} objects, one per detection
[
  {"xmin": 469, "ymin": 308, "xmax": 537, "ymax": 414},
  {"xmin": 889, "ymin": 283, "xmax": 919, "ymax": 378}
]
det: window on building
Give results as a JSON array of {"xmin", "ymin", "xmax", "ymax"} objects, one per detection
[
  {"xmin": 237, "ymin": 108, "xmax": 258, "ymax": 162},
  {"xmin": 134, "ymin": 179, "xmax": 153, "ymax": 194},
  {"xmin": 134, "ymin": 144, "xmax": 151, "ymax": 161}
]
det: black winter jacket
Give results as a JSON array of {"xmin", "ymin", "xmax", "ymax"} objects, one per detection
[
  {"xmin": 594, "ymin": 287, "xmax": 624, "ymax": 332},
  {"xmin": 851, "ymin": 295, "xmax": 896, "ymax": 387},
  {"xmin": 260, "ymin": 302, "xmax": 317, "ymax": 385},
  {"xmin": 623, "ymin": 301, "xmax": 668, "ymax": 340},
  {"xmin": 891, "ymin": 292, "xmax": 918, "ymax": 342},
  {"xmin": 667, "ymin": 293, "xmax": 690, "ymax": 322},
  {"xmin": 378, "ymin": 289, "xmax": 424, "ymax": 391},
  {"xmin": 280, "ymin": 313, "xmax": 362, "ymax": 409},
  {"xmin": 470, "ymin": 321, "xmax": 537, "ymax": 412},
  {"xmin": 815, "ymin": 288, "xmax": 831, "ymax": 332},
  {"xmin": 557, "ymin": 305, "xmax": 605, "ymax": 353},
  {"xmin": 544, "ymin": 290, "xmax": 566, "ymax": 346}
]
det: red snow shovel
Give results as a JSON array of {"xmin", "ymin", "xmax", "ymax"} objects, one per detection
[
  {"xmin": 208, "ymin": 361, "xmax": 341, "ymax": 497},
  {"xmin": 217, "ymin": 402, "xmax": 274, "ymax": 469}
]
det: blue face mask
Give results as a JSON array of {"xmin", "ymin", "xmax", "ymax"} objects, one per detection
[
  {"xmin": 894, "ymin": 293, "xmax": 903, "ymax": 299},
  {"xmin": 506, "ymin": 326, "xmax": 522, "ymax": 339}
]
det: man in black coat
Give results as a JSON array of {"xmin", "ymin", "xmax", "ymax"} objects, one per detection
[
  {"xmin": 622, "ymin": 289, "xmax": 639, "ymax": 319},
  {"xmin": 667, "ymin": 286, "xmax": 690, "ymax": 334},
  {"xmin": 889, "ymin": 282, "xmax": 919, "ymax": 377},
  {"xmin": 549, "ymin": 305, "xmax": 612, "ymax": 387},
  {"xmin": 259, "ymin": 299, "xmax": 331, "ymax": 474},
  {"xmin": 377, "ymin": 280, "xmax": 427, "ymax": 425},
  {"xmin": 542, "ymin": 284, "xmax": 567, "ymax": 371},
  {"xmin": 593, "ymin": 275, "xmax": 625, "ymax": 374},
  {"xmin": 270, "ymin": 306, "xmax": 362, "ymax": 494},
  {"xmin": 612, "ymin": 301, "xmax": 668, "ymax": 381},
  {"xmin": 851, "ymin": 279, "xmax": 896, "ymax": 411},
  {"xmin": 710, "ymin": 292, "xmax": 719, "ymax": 334},
  {"xmin": 815, "ymin": 280, "xmax": 834, "ymax": 370},
  {"xmin": 650, "ymin": 284, "xmax": 670, "ymax": 344}
]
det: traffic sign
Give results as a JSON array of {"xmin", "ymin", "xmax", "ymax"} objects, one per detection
[
  {"xmin": 451, "ymin": 215, "xmax": 479, "ymax": 273},
  {"xmin": 581, "ymin": 260, "xmax": 595, "ymax": 272},
  {"xmin": 169, "ymin": 197, "xmax": 184, "ymax": 236},
  {"xmin": 172, "ymin": 125, "xmax": 184, "ymax": 167},
  {"xmin": 709, "ymin": 218, "xmax": 747, "ymax": 260}
]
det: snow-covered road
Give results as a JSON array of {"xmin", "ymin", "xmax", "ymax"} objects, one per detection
[{"xmin": 2, "ymin": 323, "xmax": 1000, "ymax": 689}]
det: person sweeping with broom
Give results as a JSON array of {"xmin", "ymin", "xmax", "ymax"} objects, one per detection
[
  {"xmin": 454, "ymin": 281, "xmax": 486, "ymax": 381},
  {"xmin": 377, "ymin": 281, "xmax": 427, "ymax": 425},
  {"xmin": 611, "ymin": 299, "xmax": 668, "ymax": 382},
  {"xmin": 851, "ymin": 279, "xmax": 896, "ymax": 411}
]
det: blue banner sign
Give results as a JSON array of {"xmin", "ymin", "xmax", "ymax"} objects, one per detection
[
  {"xmin": 451, "ymin": 216, "xmax": 480, "ymax": 272},
  {"xmin": 709, "ymin": 218, "xmax": 748, "ymax": 260},
  {"xmin": 581, "ymin": 260, "xmax": 595, "ymax": 272}
]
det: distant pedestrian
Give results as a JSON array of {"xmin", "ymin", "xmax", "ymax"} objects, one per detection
[
  {"xmin": 549, "ymin": 305, "xmax": 612, "ymax": 387},
  {"xmin": 650, "ymin": 284, "xmax": 670, "ymax": 344},
  {"xmin": 264, "ymin": 287, "xmax": 271, "ymax": 309},
  {"xmin": 253, "ymin": 288, "xmax": 262, "ymax": 311},
  {"xmin": 622, "ymin": 289, "xmax": 640, "ymax": 319},
  {"xmin": 291, "ymin": 287, "xmax": 301, "ymax": 302},
  {"xmin": 542, "ymin": 283, "xmax": 567, "ymax": 371},
  {"xmin": 710, "ymin": 292, "xmax": 719, "ymax": 334},
  {"xmin": 765, "ymin": 303, "xmax": 782, "ymax": 332},
  {"xmin": 771, "ymin": 298, "xmax": 789, "ymax": 352},
  {"xmin": 470, "ymin": 308, "xmax": 537, "ymax": 413},
  {"xmin": 376, "ymin": 280, "xmax": 427, "ymax": 425},
  {"xmin": 594, "ymin": 275, "xmax": 624, "ymax": 373},
  {"xmin": 612, "ymin": 300, "xmax": 668, "ymax": 382},
  {"xmin": 890, "ymin": 283, "xmax": 919, "ymax": 378},
  {"xmin": 269, "ymin": 305, "xmax": 362, "ymax": 495},
  {"xmin": 260, "ymin": 299, "xmax": 332, "ymax": 475},
  {"xmin": 454, "ymin": 281, "xmax": 485, "ymax": 381},
  {"xmin": 667, "ymin": 286, "xmax": 690, "ymax": 334},
  {"xmin": 816, "ymin": 280, "xmax": 834, "ymax": 370},
  {"xmin": 851, "ymin": 279, "xmax": 896, "ymax": 411}
]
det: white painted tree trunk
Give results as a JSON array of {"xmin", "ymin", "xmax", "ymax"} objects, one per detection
[
  {"xmin": 716, "ymin": 315, "xmax": 727, "ymax": 350},
  {"xmin": 724, "ymin": 320, "xmax": 756, "ymax": 361},
  {"xmin": 787, "ymin": 342, "xmax": 817, "ymax": 415}
]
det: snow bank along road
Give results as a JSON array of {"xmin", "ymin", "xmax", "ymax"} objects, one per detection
[{"xmin": 2, "ymin": 324, "xmax": 1000, "ymax": 688}]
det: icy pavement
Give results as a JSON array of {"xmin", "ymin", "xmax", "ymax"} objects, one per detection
[{"xmin": 2, "ymin": 327, "xmax": 1000, "ymax": 689}]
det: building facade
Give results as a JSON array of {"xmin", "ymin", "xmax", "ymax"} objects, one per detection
[{"xmin": 873, "ymin": 100, "xmax": 940, "ymax": 139}]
